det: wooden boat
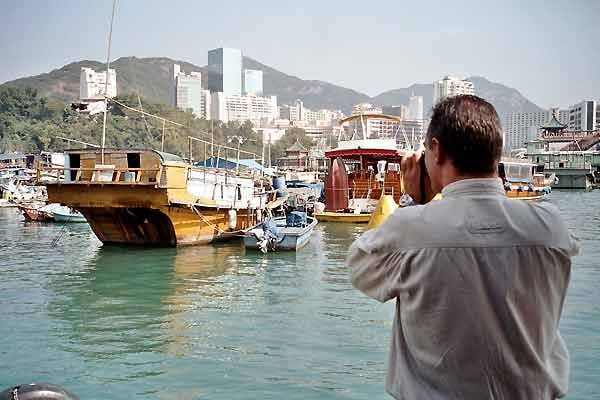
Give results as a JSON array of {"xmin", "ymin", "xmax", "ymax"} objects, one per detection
[
  {"xmin": 37, "ymin": 148, "xmax": 274, "ymax": 247},
  {"xmin": 18, "ymin": 204, "xmax": 53, "ymax": 222},
  {"xmin": 244, "ymin": 214, "xmax": 318, "ymax": 252},
  {"xmin": 499, "ymin": 160, "xmax": 552, "ymax": 201}
]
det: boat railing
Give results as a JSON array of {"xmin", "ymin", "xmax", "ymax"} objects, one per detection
[{"xmin": 37, "ymin": 165, "xmax": 162, "ymax": 185}]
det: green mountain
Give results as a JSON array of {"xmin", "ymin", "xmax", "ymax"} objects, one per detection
[
  {"xmin": 1, "ymin": 57, "xmax": 542, "ymax": 115},
  {"xmin": 1, "ymin": 56, "xmax": 371, "ymax": 113},
  {"xmin": 1, "ymin": 57, "xmax": 201, "ymax": 105}
]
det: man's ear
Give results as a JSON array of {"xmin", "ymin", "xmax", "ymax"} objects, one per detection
[{"xmin": 431, "ymin": 137, "xmax": 444, "ymax": 165}]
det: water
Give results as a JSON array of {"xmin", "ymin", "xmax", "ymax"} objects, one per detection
[{"xmin": 0, "ymin": 191, "xmax": 599, "ymax": 399}]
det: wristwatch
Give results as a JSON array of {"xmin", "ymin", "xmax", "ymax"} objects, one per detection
[{"xmin": 399, "ymin": 193, "xmax": 417, "ymax": 207}]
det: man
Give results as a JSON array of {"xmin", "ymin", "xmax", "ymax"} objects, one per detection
[{"xmin": 348, "ymin": 95, "xmax": 579, "ymax": 399}]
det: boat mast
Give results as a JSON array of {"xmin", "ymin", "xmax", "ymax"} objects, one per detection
[{"xmin": 101, "ymin": 0, "xmax": 117, "ymax": 164}]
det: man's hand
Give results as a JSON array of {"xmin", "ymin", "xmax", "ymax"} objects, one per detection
[
  {"xmin": 400, "ymin": 151, "xmax": 437, "ymax": 204},
  {"xmin": 400, "ymin": 151, "xmax": 423, "ymax": 203}
]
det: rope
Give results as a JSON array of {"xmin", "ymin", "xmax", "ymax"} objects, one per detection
[
  {"xmin": 189, "ymin": 204, "xmax": 250, "ymax": 237},
  {"xmin": 190, "ymin": 204, "xmax": 228, "ymax": 234}
]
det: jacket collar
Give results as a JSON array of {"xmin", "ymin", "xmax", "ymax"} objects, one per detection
[{"xmin": 441, "ymin": 178, "xmax": 505, "ymax": 199}]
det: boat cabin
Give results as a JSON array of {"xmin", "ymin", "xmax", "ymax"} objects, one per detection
[{"xmin": 323, "ymin": 139, "xmax": 407, "ymax": 211}]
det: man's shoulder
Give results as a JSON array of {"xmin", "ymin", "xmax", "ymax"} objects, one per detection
[{"xmin": 504, "ymin": 198, "xmax": 567, "ymax": 230}]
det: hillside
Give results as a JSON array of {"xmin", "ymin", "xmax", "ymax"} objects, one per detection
[
  {"xmin": 2, "ymin": 57, "xmax": 202, "ymax": 105},
  {"xmin": 1, "ymin": 57, "xmax": 371, "ymax": 113},
  {"xmin": 242, "ymin": 58, "xmax": 371, "ymax": 112},
  {"xmin": 1, "ymin": 57, "xmax": 543, "ymax": 115},
  {"xmin": 372, "ymin": 77, "xmax": 543, "ymax": 116},
  {"xmin": 371, "ymin": 83, "xmax": 436, "ymax": 114}
]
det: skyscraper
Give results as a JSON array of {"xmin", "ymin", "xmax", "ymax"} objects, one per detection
[
  {"xmin": 568, "ymin": 100, "xmax": 599, "ymax": 132},
  {"xmin": 433, "ymin": 76, "xmax": 475, "ymax": 105},
  {"xmin": 207, "ymin": 48, "xmax": 242, "ymax": 96},
  {"xmin": 172, "ymin": 64, "xmax": 211, "ymax": 119},
  {"xmin": 243, "ymin": 69, "xmax": 263, "ymax": 95},
  {"xmin": 408, "ymin": 94, "xmax": 423, "ymax": 120}
]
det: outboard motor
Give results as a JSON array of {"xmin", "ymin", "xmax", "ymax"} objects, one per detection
[{"xmin": 0, "ymin": 383, "xmax": 79, "ymax": 400}]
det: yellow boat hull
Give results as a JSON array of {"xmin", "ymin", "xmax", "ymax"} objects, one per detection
[
  {"xmin": 46, "ymin": 184, "xmax": 258, "ymax": 247},
  {"xmin": 367, "ymin": 195, "xmax": 398, "ymax": 229},
  {"xmin": 314, "ymin": 211, "xmax": 371, "ymax": 223}
]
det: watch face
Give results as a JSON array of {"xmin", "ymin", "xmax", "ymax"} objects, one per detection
[{"xmin": 399, "ymin": 193, "xmax": 414, "ymax": 207}]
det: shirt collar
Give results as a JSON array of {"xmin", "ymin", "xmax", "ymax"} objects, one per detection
[{"xmin": 441, "ymin": 178, "xmax": 505, "ymax": 199}]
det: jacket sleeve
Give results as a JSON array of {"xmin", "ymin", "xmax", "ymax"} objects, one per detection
[{"xmin": 347, "ymin": 228, "xmax": 400, "ymax": 303}]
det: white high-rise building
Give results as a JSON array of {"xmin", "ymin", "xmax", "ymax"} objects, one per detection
[
  {"xmin": 433, "ymin": 76, "xmax": 475, "ymax": 105},
  {"xmin": 211, "ymin": 93, "xmax": 277, "ymax": 126},
  {"xmin": 279, "ymin": 100, "xmax": 343, "ymax": 123},
  {"xmin": 172, "ymin": 64, "xmax": 211, "ymax": 119},
  {"xmin": 79, "ymin": 67, "xmax": 117, "ymax": 101},
  {"xmin": 243, "ymin": 69, "xmax": 263, "ymax": 96},
  {"xmin": 409, "ymin": 94, "xmax": 424, "ymax": 120},
  {"xmin": 207, "ymin": 48, "xmax": 243, "ymax": 96},
  {"xmin": 568, "ymin": 100, "xmax": 599, "ymax": 132}
]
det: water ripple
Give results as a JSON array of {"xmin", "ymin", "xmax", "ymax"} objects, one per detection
[{"xmin": 1, "ymin": 191, "xmax": 599, "ymax": 399}]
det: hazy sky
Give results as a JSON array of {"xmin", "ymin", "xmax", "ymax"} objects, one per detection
[{"xmin": 1, "ymin": 0, "xmax": 598, "ymax": 108}]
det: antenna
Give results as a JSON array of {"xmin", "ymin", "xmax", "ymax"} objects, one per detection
[
  {"xmin": 101, "ymin": 0, "xmax": 117, "ymax": 164},
  {"xmin": 360, "ymin": 111, "xmax": 366, "ymax": 140}
]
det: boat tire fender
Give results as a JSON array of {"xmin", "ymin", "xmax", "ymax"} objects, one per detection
[{"xmin": 228, "ymin": 209, "xmax": 237, "ymax": 230}]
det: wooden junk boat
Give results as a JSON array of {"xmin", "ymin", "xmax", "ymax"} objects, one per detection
[{"xmin": 37, "ymin": 148, "xmax": 273, "ymax": 247}]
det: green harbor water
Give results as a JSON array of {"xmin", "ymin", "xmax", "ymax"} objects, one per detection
[{"xmin": 1, "ymin": 191, "xmax": 599, "ymax": 399}]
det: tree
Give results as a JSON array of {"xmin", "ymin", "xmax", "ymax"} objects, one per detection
[{"xmin": 270, "ymin": 127, "xmax": 312, "ymax": 159}]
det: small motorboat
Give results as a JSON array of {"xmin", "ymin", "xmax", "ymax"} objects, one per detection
[
  {"xmin": 244, "ymin": 212, "xmax": 318, "ymax": 252},
  {"xmin": 44, "ymin": 204, "xmax": 87, "ymax": 223}
]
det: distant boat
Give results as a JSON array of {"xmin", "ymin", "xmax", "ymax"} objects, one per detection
[
  {"xmin": 18, "ymin": 204, "xmax": 53, "ymax": 222},
  {"xmin": 43, "ymin": 204, "xmax": 87, "ymax": 223},
  {"xmin": 499, "ymin": 159, "xmax": 552, "ymax": 200},
  {"xmin": 244, "ymin": 213, "xmax": 318, "ymax": 252}
]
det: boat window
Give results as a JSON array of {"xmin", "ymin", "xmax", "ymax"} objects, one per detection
[
  {"xmin": 69, "ymin": 153, "xmax": 80, "ymax": 181},
  {"xmin": 503, "ymin": 163, "xmax": 533, "ymax": 182},
  {"xmin": 127, "ymin": 153, "xmax": 141, "ymax": 169}
]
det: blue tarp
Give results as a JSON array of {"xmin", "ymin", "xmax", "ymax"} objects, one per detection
[
  {"xmin": 286, "ymin": 211, "xmax": 307, "ymax": 227},
  {"xmin": 195, "ymin": 157, "xmax": 275, "ymax": 175}
]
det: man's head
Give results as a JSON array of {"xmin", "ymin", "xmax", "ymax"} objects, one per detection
[{"xmin": 424, "ymin": 95, "xmax": 503, "ymax": 192}]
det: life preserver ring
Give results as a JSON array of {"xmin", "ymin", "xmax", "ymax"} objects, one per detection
[{"xmin": 0, "ymin": 383, "xmax": 79, "ymax": 400}]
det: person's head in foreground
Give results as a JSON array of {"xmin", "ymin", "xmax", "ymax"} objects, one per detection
[{"xmin": 424, "ymin": 94, "xmax": 503, "ymax": 192}]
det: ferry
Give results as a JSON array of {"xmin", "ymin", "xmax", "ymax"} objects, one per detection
[
  {"xmin": 315, "ymin": 112, "xmax": 418, "ymax": 223},
  {"xmin": 499, "ymin": 159, "xmax": 552, "ymax": 200},
  {"xmin": 316, "ymin": 138, "xmax": 407, "ymax": 223},
  {"xmin": 37, "ymin": 148, "xmax": 273, "ymax": 247}
]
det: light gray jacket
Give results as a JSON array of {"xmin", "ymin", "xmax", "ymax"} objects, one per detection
[{"xmin": 348, "ymin": 178, "xmax": 579, "ymax": 400}]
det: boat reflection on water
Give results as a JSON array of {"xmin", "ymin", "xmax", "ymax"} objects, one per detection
[
  {"xmin": 163, "ymin": 243, "xmax": 249, "ymax": 356},
  {"xmin": 47, "ymin": 246, "xmax": 178, "ymax": 359}
]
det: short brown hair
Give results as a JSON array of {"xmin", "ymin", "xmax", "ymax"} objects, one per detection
[{"xmin": 426, "ymin": 95, "xmax": 503, "ymax": 175}]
